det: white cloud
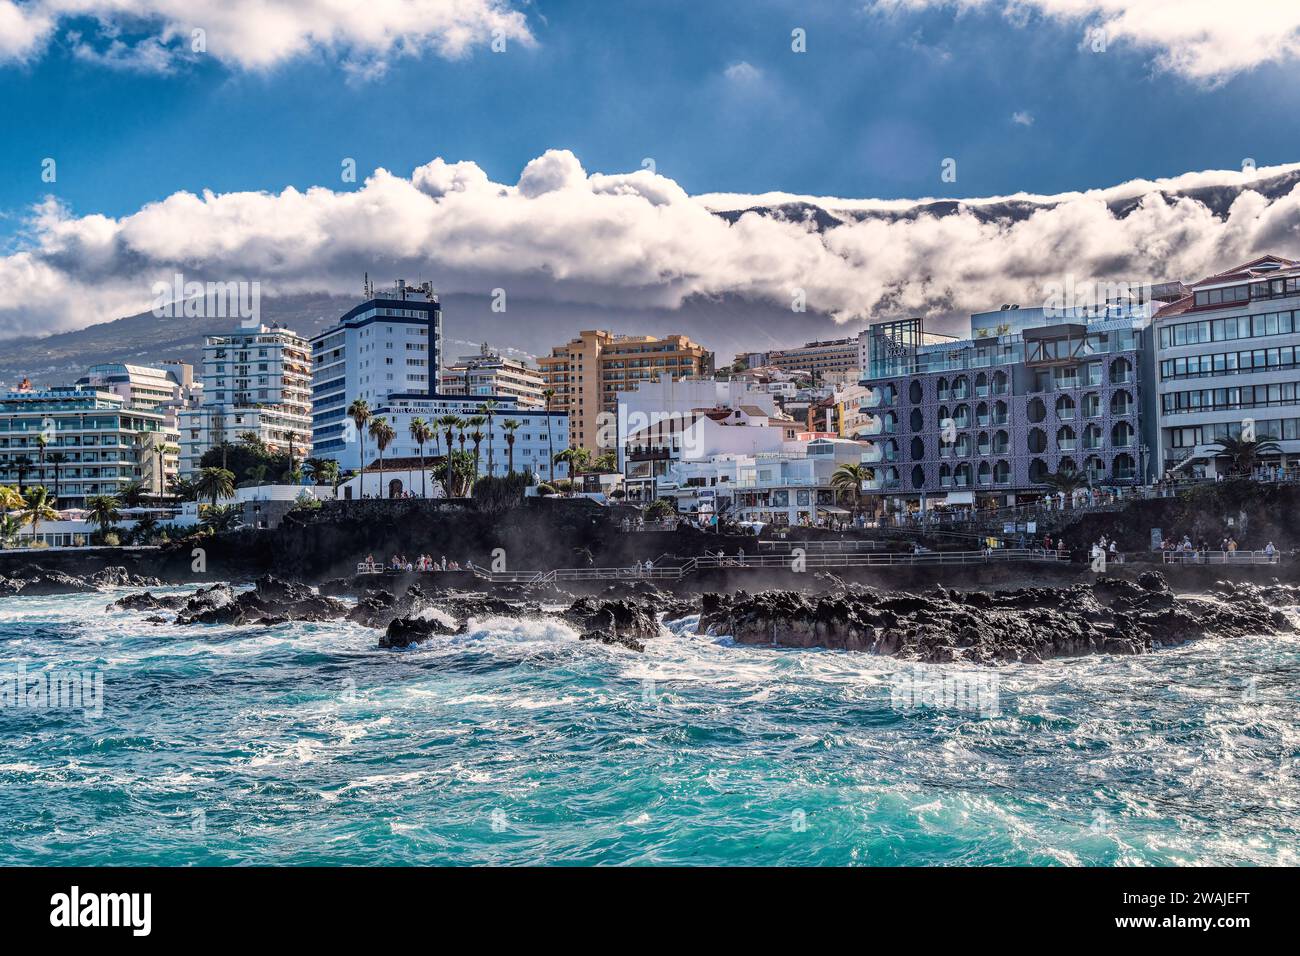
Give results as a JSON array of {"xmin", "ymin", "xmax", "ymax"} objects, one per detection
[
  {"xmin": 724, "ymin": 60, "xmax": 763, "ymax": 84},
  {"xmin": 871, "ymin": 0, "xmax": 1300, "ymax": 82},
  {"xmin": 1011, "ymin": 110, "xmax": 1034, "ymax": 126},
  {"xmin": 0, "ymin": 0, "xmax": 533, "ymax": 71},
  {"xmin": 2, "ymin": 151, "xmax": 1300, "ymax": 341}
]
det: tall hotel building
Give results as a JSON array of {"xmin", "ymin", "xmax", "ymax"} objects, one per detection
[
  {"xmin": 1153, "ymin": 255, "xmax": 1300, "ymax": 478},
  {"xmin": 178, "ymin": 325, "xmax": 313, "ymax": 475},
  {"xmin": 538, "ymin": 330, "xmax": 713, "ymax": 453},
  {"xmin": 311, "ymin": 281, "xmax": 567, "ymax": 480},
  {"xmin": 857, "ymin": 299, "xmax": 1168, "ymax": 507}
]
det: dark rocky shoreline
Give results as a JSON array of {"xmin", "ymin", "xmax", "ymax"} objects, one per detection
[{"xmin": 74, "ymin": 568, "xmax": 1300, "ymax": 665}]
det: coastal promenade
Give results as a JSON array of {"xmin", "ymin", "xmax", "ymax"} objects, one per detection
[{"xmin": 469, "ymin": 547, "xmax": 1068, "ymax": 585}]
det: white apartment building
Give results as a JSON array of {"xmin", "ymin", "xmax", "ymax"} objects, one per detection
[
  {"xmin": 179, "ymin": 325, "xmax": 313, "ymax": 475},
  {"xmin": 0, "ymin": 385, "xmax": 171, "ymax": 507},
  {"xmin": 441, "ymin": 344, "xmax": 545, "ymax": 409},
  {"xmin": 75, "ymin": 362, "xmax": 199, "ymax": 492},
  {"xmin": 310, "ymin": 283, "xmax": 567, "ymax": 480},
  {"xmin": 655, "ymin": 438, "xmax": 868, "ymax": 525},
  {"xmin": 1153, "ymin": 254, "xmax": 1300, "ymax": 478}
]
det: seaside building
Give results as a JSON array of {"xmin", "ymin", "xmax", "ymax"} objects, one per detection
[
  {"xmin": 179, "ymin": 325, "xmax": 313, "ymax": 476},
  {"xmin": 537, "ymin": 330, "xmax": 714, "ymax": 453},
  {"xmin": 1152, "ymin": 254, "xmax": 1300, "ymax": 478},
  {"xmin": 74, "ymin": 362, "xmax": 199, "ymax": 494},
  {"xmin": 311, "ymin": 282, "xmax": 567, "ymax": 483},
  {"xmin": 653, "ymin": 438, "xmax": 870, "ymax": 526},
  {"xmin": 737, "ymin": 336, "xmax": 862, "ymax": 386},
  {"xmin": 440, "ymin": 344, "xmax": 545, "ymax": 409},
  {"xmin": 0, "ymin": 385, "xmax": 170, "ymax": 508},
  {"xmin": 857, "ymin": 304, "xmax": 1159, "ymax": 509}
]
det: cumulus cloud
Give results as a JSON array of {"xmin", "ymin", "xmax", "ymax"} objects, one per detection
[
  {"xmin": 871, "ymin": 0, "xmax": 1300, "ymax": 82},
  {"xmin": 2, "ymin": 150, "xmax": 1300, "ymax": 340},
  {"xmin": 1011, "ymin": 110, "xmax": 1034, "ymax": 126},
  {"xmin": 0, "ymin": 0, "xmax": 533, "ymax": 72}
]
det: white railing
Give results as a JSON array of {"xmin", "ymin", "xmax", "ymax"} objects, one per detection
[
  {"xmin": 1162, "ymin": 550, "xmax": 1281, "ymax": 565},
  {"xmin": 356, "ymin": 560, "xmax": 385, "ymax": 575}
]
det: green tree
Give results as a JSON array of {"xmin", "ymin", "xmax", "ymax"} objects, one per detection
[
  {"xmin": 466, "ymin": 415, "xmax": 487, "ymax": 479},
  {"xmin": 479, "ymin": 400, "xmax": 499, "ymax": 476},
  {"xmin": 347, "ymin": 398, "xmax": 372, "ymax": 490},
  {"xmin": 85, "ymin": 494, "xmax": 122, "ymax": 539},
  {"xmin": 200, "ymin": 504, "xmax": 243, "ymax": 534},
  {"xmin": 0, "ymin": 513, "xmax": 23, "ymax": 548},
  {"xmin": 369, "ymin": 416, "xmax": 396, "ymax": 498},
  {"xmin": 13, "ymin": 456, "xmax": 33, "ymax": 495},
  {"xmin": 195, "ymin": 467, "xmax": 236, "ymax": 506},
  {"xmin": 1042, "ymin": 468, "xmax": 1087, "ymax": 496},
  {"xmin": 119, "ymin": 480, "xmax": 149, "ymax": 508},
  {"xmin": 21, "ymin": 486, "xmax": 58, "ymax": 540},
  {"xmin": 502, "ymin": 419, "xmax": 522, "ymax": 474},
  {"xmin": 439, "ymin": 416, "xmax": 465, "ymax": 498},
  {"xmin": 409, "ymin": 417, "xmax": 431, "ymax": 498},
  {"xmin": 831, "ymin": 462, "xmax": 874, "ymax": 518},
  {"xmin": 1210, "ymin": 434, "xmax": 1282, "ymax": 476}
]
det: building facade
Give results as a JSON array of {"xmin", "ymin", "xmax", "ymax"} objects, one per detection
[
  {"xmin": 179, "ymin": 325, "xmax": 313, "ymax": 475},
  {"xmin": 1153, "ymin": 255, "xmax": 1300, "ymax": 478},
  {"xmin": 0, "ymin": 385, "xmax": 170, "ymax": 507},
  {"xmin": 440, "ymin": 344, "xmax": 545, "ymax": 409},
  {"xmin": 537, "ymin": 330, "xmax": 713, "ymax": 453},
  {"xmin": 858, "ymin": 308, "xmax": 1157, "ymax": 507},
  {"xmin": 310, "ymin": 281, "xmax": 442, "ymax": 466},
  {"xmin": 310, "ymin": 284, "xmax": 567, "ymax": 480}
]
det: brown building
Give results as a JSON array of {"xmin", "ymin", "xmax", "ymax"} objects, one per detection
[{"xmin": 537, "ymin": 330, "xmax": 714, "ymax": 451}]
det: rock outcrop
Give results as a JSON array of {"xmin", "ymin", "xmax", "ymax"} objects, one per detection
[{"xmin": 697, "ymin": 573, "xmax": 1297, "ymax": 664}]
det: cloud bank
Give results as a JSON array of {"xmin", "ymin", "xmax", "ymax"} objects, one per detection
[
  {"xmin": 3, "ymin": 150, "xmax": 1300, "ymax": 341},
  {"xmin": 0, "ymin": 0, "xmax": 533, "ymax": 72},
  {"xmin": 872, "ymin": 0, "xmax": 1300, "ymax": 82}
]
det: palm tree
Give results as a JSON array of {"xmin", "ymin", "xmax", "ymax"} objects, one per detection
[
  {"xmin": 554, "ymin": 447, "xmax": 590, "ymax": 490},
  {"xmin": 47, "ymin": 452, "xmax": 68, "ymax": 507},
  {"xmin": 831, "ymin": 463, "xmax": 873, "ymax": 518},
  {"xmin": 13, "ymin": 455, "xmax": 32, "ymax": 495},
  {"xmin": 369, "ymin": 416, "xmax": 395, "ymax": 498},
  {"xmin": 168, "ymin": 475, "xmax": 198, "ymax": 503},
  {"xmin": 467, "ymin": 415, "xmax": 487, "ymax": 479},
  {"xmin": 21, "ymin": 486, "xmax": 57, "ymax": 541},
  {"xmin": 480, "ymin": 400, "xmax": 499, "ymax": 476},
  {"xmin": 1042, "ymin": 468, "xmax": 1087, "ymax": 496},
  {"xmin": 0, "ymin": 485, "xmax": 24, "ymax": 514},
  {"xmin": 119, "ymin": 480, "xmax": 149, "ymax": 509},
  {"xmin": 200, "ymin": 504, "xmax": 243, "ymax": 534},
  {"xmin": 347, "ymin": 398, "xmax": 371, "ymax": 492},
  {"xmin": 409, "ymin": 417, "xmax": 430, "ymax": 498},
  {"xmin": 1210, "ymin": 434, "xmax": 1282, "ymax": 477},
  {"xmin": 131, "ymin": 514, "xmax": 159, "ymax": 545},
  {"xmin": 593, "ymin": 450, "xmax": 617, "ymax": 474},
  {"xmin": 85, "ymin": 494, "xmax": 122, "ymax": 540},
  {"xmin": 195, "ymin": 467, "xmax": 236, "ymax": 507},
  {"xmin": 437, "ymin": 415, "xmax": 461, "ymax": 499},
  {"xmin": 286, "ymin": 431, "xmax": 301, "ymax": 479},
  {"xmin": 34, "ymin": 434, "xmax": 48, "ymax": 488},
  {"xmin": 542, "ymin": 388, "xmax": 557, "ymax": 485},
  {"xmin": 0, "ymin": 513, "xmax": 23, "ymax": 548},
  {"xmin": 502, "ymin": 419, "xmax": 522, "ymax": 474}
]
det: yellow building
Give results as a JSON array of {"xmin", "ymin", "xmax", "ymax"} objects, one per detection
[{"xmin": 538, "ymin": 330, "xmax": 714, "ymax": 452}]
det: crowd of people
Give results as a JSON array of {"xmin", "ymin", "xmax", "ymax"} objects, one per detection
[
  {"xmin": 362, "ymin": 553, "xmax": 474, "ymax": 573},
  {"xmin": 1160, "ymin": 536, "xmax": 1278, "ymax": 561}
]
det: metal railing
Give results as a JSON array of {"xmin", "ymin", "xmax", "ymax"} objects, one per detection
[
  {"xmin": 469, "ymin": 548, "xmax": 1069, "ymax": 584},
  {"xmin": 1162, "ymin": 550, "xmax": 1281, "ymax": 565}
]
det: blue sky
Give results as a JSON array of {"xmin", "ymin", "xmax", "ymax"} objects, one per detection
[
  {"xmin": 2, "ymin": 1, "xmax": 1299, "ymax": 341},
  {"xmin": 2, "ymin": 0, "xmax": 1298, "ymax": 239}
]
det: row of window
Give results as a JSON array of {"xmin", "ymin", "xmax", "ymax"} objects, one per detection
[
  {"xmin": 1161, "ymin": 382, "xmax": 1300, "ymax": 415},
  {"xmin": 1167, "ymin": 417, "xmax": 1300, "ymax": 448},
  {"xmin": 1191, "ymin": 277, "xmax": 1300, "ymax": 308},
  {"xmin": 1159, "ymin": 309, "xmax": 1298, "ymax": 349},
  {"xmin": 1160, "ymin": 346, "xmax": 1300, "ymax": 380}
]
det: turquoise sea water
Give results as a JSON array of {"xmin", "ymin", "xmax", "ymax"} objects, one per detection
[{"xmin": 0, "ymin": 586, "xmax": 1297, "ymax": 866}]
